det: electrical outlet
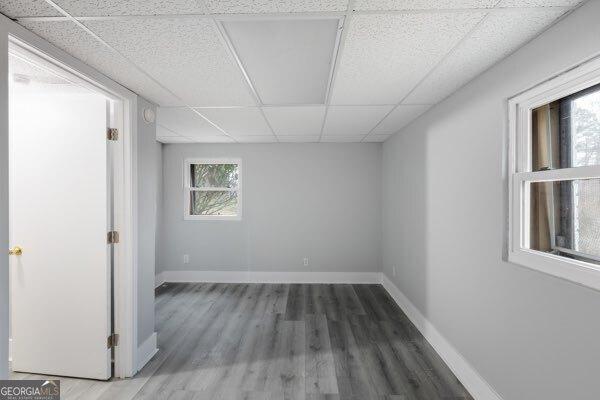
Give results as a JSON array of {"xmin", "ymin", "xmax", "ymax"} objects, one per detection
[
  {"xmin": 303, "ymin": 257, "xmax": 309, "ymax": 266},
  {"xmin": 183, "ymin": 254, "xmax": 189, "ymax": 264}
]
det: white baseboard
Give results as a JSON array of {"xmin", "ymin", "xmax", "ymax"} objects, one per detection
[
  {"xmin": 155, "ymin": 272, "xmax": 166, "ymax": 288},
  {"xmin": 159, "ymin": 270, "xmax": 381, "ymax": 284},
  {"xmin": 380, "ymin": 274, "xmax": 502, "ymax": 400},
  {"xmin": 136, "ymin": 332, "xmax": 158, "ymax": 372}
]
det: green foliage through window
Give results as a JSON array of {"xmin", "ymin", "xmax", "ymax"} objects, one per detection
[
  {"xmin": 190, "ymin": 190, "xmax": 238, "ymax": 216},
  {"xmin": 191, "ymin": 164, "xmax": 238, "ymax": 188},
  {"xmin": 188, "ymin": 162, "xmax": 240, "ymax": 217}
]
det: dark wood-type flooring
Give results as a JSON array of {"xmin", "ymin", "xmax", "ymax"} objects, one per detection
[{"xmin": 13, "ymin": 283, "xmax": 473, "ymax": 400}]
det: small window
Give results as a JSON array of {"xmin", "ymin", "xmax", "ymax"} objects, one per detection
[
  {"xmin": 184, "ymin": 159, "xmax": 241, "ymax": 220},
  {"xmin": 508, "ymin": 59, "xmax": 600, "ymax": 290}
]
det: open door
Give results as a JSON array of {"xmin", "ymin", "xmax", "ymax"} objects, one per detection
[{"xmin": 8, "ymin": 51, "xmax": 113, "ymax": 380}]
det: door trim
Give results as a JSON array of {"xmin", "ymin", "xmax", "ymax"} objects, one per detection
[{"xmin": 1, "ymin": 14, "xmax": 139, "ymax": 379}]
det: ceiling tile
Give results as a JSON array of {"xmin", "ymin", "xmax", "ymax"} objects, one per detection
[
  {"xmin": 0, "ymin": 0, "xmax": 61, "ymax": 18},
  {"xmin": 320, "ymin": 136, "xmax": 365, "ymax": 142},
  {"xmin": 363, "ymin": 134, "xmax": 391, "ymax": 142},
  {"xmin": 372, "ymin": 104, "xmax": 430, "ymax": 134},
  {"xmin": 20, "ymin": 21, "xmax": 183, "ymax": 106},
  {"xmin": 204, "ymin": 0, "xmax": 348, "ymax": 13},
  {"xmin": 278, "ymin": 135, "xmax": 320, "ymax": 142},
  {"xmin": 234, "ymin": 135, "xmax": 278, "ymax": 143},
  {"xmin": 405, "ymin": 8, "xmax": 567, "ymax": 104},
  {"xmin": 56, "ymin": 0, "xmax": 207, "ymax": 16},
  {"xmin": 85, "ymin": 18, "xmax": 255, "ymax": 106},
  {"xmin": 221, "ymin": 18, "xmax": 340, "ymax": 105},
  {"xmin": 353, "ymin": 0, "xmax": 496, "ymax": 10},
  {"xmin": 330, "ymin": 12, "xmax": 485, "ymax": 105},
  {"xmin": 497, "ymin": 0, "xmax": 582, "ymax": 6},
  {"xmin": 157, "ymin": 107, "xmax": 224, "ymax": 137},
  {"xmin": 262, "ymin": 106, "xmax": 326, "ymax": 135},
  {"xmin": 195, "ymin": 107, "xmax": 272, "ymax": 136},
  {"xmin": 322, "ymin": 105, "xmax": 393, "ymax": 136}
]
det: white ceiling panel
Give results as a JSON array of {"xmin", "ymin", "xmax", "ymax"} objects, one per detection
[
  {"xmin": 0, "ymin": 0, "xmax": 61, "ymax": 18},
  {"xmin": 363, "ymin": 134, "xmax": 391, "ymax": 142},
  {"xmin": 20, "ymin": 21, "xmax": 183, "ymax": 106},
  {"xmin": 57, "ymin": 0, "xmax": 207, "ymax": 16},
  {"xmin": 353, "ymin": 0, "xmax": 496, "ymax": 10},
  {"xmin": 221, "ymin": 18, "xmax": 340, "ymax": 105},
  {"xmin": 371, "ymin": 104, "xmax": 430, "ymax": 134},
  {"xmin": 320, "ymin": 136, "xmax": 365, "ymax": 142},
  {"xmin": 204, "ymin": 0, "xmax": 349, "ymax": 14},
  {"xmin": 278, "ymin": 135, "xmax": 320, "ymax": 142},
  {"xmin": 322, "ymin": 105, "xmax": 393, "ymax": 136},
  {"xmin": 234, "ymin": 135, "xmax": 278, "ymax": 143},
  {"xmin": 405, "ymin": 8, "xmax": 566, "ymax": 104},
  {"xmin": 157, "ymin": 107, "xmax": 225, "ymax": 138},
  {"xmin": 85, "ymin": 18, "xmax": 255, "ymax": 106},
  {"xmin": 13, "ymin": 0, "xmax": 583, "ymax": 147},
  {"xmin": 262, "ymin": 106, "xmax": 326, "ymax": 135},
  {"xmin": 330, "ymin": 12, "xmax": 485, "ymax": 105},
  {"xmin": 195, "ymin": 107, "xmax": 273, "ymax": 136},
  {"xmin": 497, "ymin": 0, "xmax": 582, "ymax": 6}
]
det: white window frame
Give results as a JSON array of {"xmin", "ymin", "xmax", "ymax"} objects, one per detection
[
  {"xmin": 508, "ymin": 56, "xmax": 600, "ymax": 291},
  {"xmin": 183, "ymin": 158, "xmax": 242, "ymax": 221}
]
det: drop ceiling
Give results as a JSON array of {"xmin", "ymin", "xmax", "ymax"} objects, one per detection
[{"xmin": 1, "ymin": 0, "xmax": 583, "ymax": 143}]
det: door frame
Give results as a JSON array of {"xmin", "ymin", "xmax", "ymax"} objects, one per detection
[{"xmin": 0, "ymin": 15, "xmax": 138, "ymax": 379}]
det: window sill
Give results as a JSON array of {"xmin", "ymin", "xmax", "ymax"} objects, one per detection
[{"xmin": 509, "ymin": 248, "xmax": 600, "ymax": 291}]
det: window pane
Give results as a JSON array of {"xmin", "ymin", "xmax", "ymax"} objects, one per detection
[
  {"xmin": 190, "ymin": 164, "xmax": 238, "ymax": 188},
  {"xmin": 571, "ymin": 89, "xmax": 600, "ymax": 167},
  {"xmin": 529, "ymin": 178, "xmax": 600, "ymax": 262},
  {"xmin": 531, "ymin": 84, "xmax": 600, "ymax": 171},
  {"xmin": 190, "ymin": 190, "xmax": 238, "ymax": 216}
]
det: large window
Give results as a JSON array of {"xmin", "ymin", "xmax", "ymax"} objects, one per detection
[
  {"xmin": 184, "ymin": 158, "xmax": 241, "ymax": 220},
  {"xmin": 508, "ymin": 59, "xmax": 600, "ymax": 290}
]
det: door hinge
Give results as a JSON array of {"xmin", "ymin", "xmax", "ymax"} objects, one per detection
[
  {"xmin": 107, "ymin": 333, "xmax": 119, "ymax": 349},
  {"xmin": 107, "ymin": 128, "xmax": 119, "ymax": 141},
  {"xmin": 107, "ymin": 231, "xmax": 120, "ymax": 244}
]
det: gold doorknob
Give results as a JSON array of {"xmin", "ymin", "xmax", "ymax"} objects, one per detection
[{"xmin": 8, "ymin": 246, "xmax": 23, "ymax": 256}]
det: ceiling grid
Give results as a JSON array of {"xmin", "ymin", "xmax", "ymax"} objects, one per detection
[
  {"xmin": 359, "ymin": 1, "xmax": 498, "ymax": 142},
  {"xmin": 211, "ymin": 17, "xmax": 280, "ymax": 142},
  {"xmin": 318, "ymin": 0, "xmax": 355, "ymax": 142},
  {"xmin": 0, "ymin": 0, "xmax": 584, "ymax": 143},
  {"xmin": 40, "ymin": 0, "xmax": 241, "ymax": 143}
]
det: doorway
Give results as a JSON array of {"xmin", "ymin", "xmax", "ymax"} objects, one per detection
[{"xmin": 7, "ymin": 41, "xmax": 122, "ymax": 380}]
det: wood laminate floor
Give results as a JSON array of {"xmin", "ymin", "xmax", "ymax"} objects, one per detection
[{"xmin": 11, "ymin": 283, "xmax": 473, "ymax": 400}]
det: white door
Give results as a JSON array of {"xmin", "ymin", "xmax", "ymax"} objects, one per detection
[{"xmin": 9, "ymin": 64, "xmax": 113, "ymax": 380}]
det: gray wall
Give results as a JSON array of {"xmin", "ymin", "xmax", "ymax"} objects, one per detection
[
  {"xmin": 382, "ymin": 2, "xmax": 600, "ymax": 399},
  {"xmin": 136, "ymin": 98, "xmax": 159, "ymax": 345},
  {"xmin": 160, "ymin": 143, "xmax": 381, "ymax": 273}
]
